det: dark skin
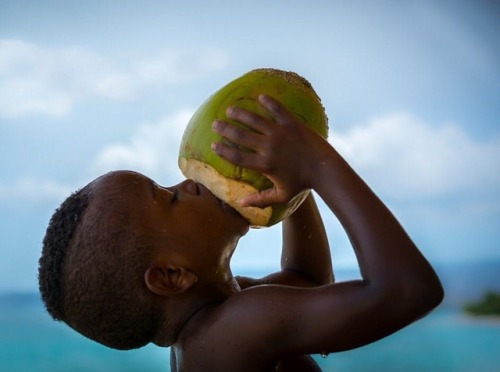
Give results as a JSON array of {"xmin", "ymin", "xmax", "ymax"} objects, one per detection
[{"xmin": 91, "ymin": 95, "xmax": 443, "ymax": 371}]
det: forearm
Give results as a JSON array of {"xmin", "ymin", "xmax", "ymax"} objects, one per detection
[
  {"xmin": 281, "ymin": 193, "xmax": 333, "ymax": 285},
  {"xmin": 212, "ymin": 93, "xmax": 442, "ymax": 304},
  {"xmin": 312, "ymin": 145, "xmax": 443, "ymax": 301},
  {"xmin": 238, "ymin": 195, "xmax": 332, "ymax": 289}
]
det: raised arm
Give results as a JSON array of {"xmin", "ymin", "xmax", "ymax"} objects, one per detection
[
  {"xmin": 280, "ymin": 193, "xmax": 333, "ymax": 285},
  {"xmin": 240, "ymin": 193, "xmax": 333, "ymax": 288},
  {"xmin": 212, "ymin": 95, "xmax": 443, "ymax": 354}
]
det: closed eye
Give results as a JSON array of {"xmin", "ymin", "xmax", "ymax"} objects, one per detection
[
  {"xmin": 172, "ymin": 188, "xmax": 179, "ymax": 203},
  {"xmin": 149, "ymin": 180, "xmax": 156, "ymax": 200}
]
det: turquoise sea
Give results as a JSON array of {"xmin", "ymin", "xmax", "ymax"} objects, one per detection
[
  {"xmin": 1, "ymin": 293, "xmax": 499, "ymax": 372},
  {"xmin": 2, "ymin": 261, "xmax": 500, "ymax": 371}
]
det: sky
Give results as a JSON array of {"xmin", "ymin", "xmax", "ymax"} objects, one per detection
[{"xmin": 1, "ymin": 0, "xmax": 499, "ymax": 292}]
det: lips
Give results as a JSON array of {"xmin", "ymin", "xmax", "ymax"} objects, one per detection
[
  {"xmin": 185, "ymin": 180, "xmax": 247, "ymax": 227},
  {"xmin": 216, "ymin": 195, "xmax": 247, "ymax": 222},
  {"xmin": 184, "ymin": 179, "xmax": 200, "ymax": 195},
  {"xmin": 195, "ymin": 182, "xmax": 241, "ymax": 214},
  {"xmin": 195, "ymin": 181, "xmax": 212, "ymax": 198}
]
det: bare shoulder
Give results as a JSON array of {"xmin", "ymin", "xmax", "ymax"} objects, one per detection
[
  {"xmin": 173, "ymin": 270, "xmax": 440, "ymax": 371},
  {"xmin": 173, "ymin": 274, "xmax": 434, "ymax": 371},
  {"xmin": 172, "ymin": 311, "xmax": 323, "ymax": 371},
  {"xmin": 172, "ymin": 286, "xmax": 321, "ymax": 371},
  {"xmin": 236, "ymin": 270, "xmax": 320, "ymax": 289}
]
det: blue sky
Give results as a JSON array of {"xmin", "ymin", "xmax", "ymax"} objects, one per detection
[{"xmin": 1, "ymin": 0, "xmax": 499, "ymax": 291}]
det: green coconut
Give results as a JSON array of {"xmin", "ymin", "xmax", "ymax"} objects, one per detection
[{"xmin": 178, "ymin": 68, "xmax": 328, "ymax": 227}]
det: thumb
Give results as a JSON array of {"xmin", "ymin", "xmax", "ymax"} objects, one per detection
[{"xmin": 239, "ymin": 188, "xmax": 283, "ymax": 209}]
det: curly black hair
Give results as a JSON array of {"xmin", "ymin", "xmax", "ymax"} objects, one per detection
[
  {"xmin": 38, "ymin": 187, "xmax": 89, "ymax": 321},
  {"xmin": 38, "ymin": 182, "xmax": 163, "ymax": 350}
]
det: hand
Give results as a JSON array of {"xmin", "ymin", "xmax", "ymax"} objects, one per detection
[{"xmin": 212, "ymin": 94, "xmax": 329, "ymax": 208}]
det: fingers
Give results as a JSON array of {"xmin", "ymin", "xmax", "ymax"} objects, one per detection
[
  {"xmin": 224, "ymin": 94, "xmax": 297, "ymax": 132},
  {"xmin": 240, "ymin": 188, "xmax": 285, "ymax": 208},
  {"xmin": 225, "ymin": 105, "xmax": 270, "ymax": 134},
  {"xmin": 212, "ymin": 119, "xmax": 262, "ymax": 150},
  {"xmin": 211, "ymin": 94, "xmax": 307, "ymax": 208},
  {"xmin": 212, "ymin": 114, "xmax": 273, "ymax": 173},
  {"xmin": 239, "ymin": 191, "xmax": 272, "ymax": 208},
  {"xmin": 258, "ymin": 94, "xmax": 295, "ymax": 125},
  {"xmin": 211, "ymin": 140, "xmax": 263, "ymax": 170}
]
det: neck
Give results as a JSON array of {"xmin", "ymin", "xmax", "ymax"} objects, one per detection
[{"xmin": 152, "ymin": 266, "xmax": 240, "ymax": 347}]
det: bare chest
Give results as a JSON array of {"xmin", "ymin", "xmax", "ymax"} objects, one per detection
[{"xmin": 170, "ymin": 346, "xmax": 321, "ymax": 372}]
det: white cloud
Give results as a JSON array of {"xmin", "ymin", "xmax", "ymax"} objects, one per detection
[
  {"xmin": 0, "ymin": 39, "xmax": 228, "ymax": 118},
  {"xmin": 92, "ymin": 109, "xmax": 500, "ymax": 202},
  {"xmin": 92, "ymin": 109, "xmax": 193, "ymax": 184},
  {"xmin": 2, "ymin": 110, "xmax": 498, "ymax": 269},
  {"xmin": 325, "ymin": 115, "xmax": 500, "ymax": 263},
  {"xmin": 5, "ymin": 110, "xmax": 498, "ymax": 218},
  {"xmin": 330, "ymin": 113, "xmax": 500, "ymax": 200},
  {"xmin": 0, "ymin": 107, "xmax": 191, "ymax": 203}
]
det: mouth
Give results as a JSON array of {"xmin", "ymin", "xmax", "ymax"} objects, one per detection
[
  {"xmin": 216, "ymin": 197, "xmax": 232, "ymax": 210},
  {"xmin": 197, "ymin": 183, "xmax": 229, "ymax": 209},
  {"xmin": 195, "ymin": 182, "xmax": 248, "ymax": 222},
  {"xmin": 216, "ymin": 197, "xmax": 250, "ymax": 228},
  {"xmin": 195, "ymin": 181, "xmax": 211, "ymax": 198}
]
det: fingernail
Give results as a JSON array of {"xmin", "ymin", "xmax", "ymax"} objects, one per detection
[
  {"xmin": 237, "ymin": 197, "xmax": 249, "ymax": 207},
  {"xmin": 226, "ymin": 106, "xmax": 235, "ymax": 116}
]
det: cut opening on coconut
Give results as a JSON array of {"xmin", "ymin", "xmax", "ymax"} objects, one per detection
[{"xmin": 179, "ymin": 157, "xmax": 272, "ymax": 227}]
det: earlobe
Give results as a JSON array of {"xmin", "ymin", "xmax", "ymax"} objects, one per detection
[{"xmin": 144, "ymin": 265, "xmax": 198, "ymax": 297}]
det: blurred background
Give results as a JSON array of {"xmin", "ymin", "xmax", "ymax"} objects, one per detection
[{"xmin": 1, "ymin": 0, "xmax": 499, "ymax": 370}]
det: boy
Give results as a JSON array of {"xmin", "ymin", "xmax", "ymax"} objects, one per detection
[{"xmin": 39, "ymin": 95, "xmax": 443, "ymax": 371}]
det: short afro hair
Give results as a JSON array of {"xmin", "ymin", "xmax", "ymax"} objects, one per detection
[{"xmin": 38, "ymin": 183, "xmax": 163, "ymax": 350}]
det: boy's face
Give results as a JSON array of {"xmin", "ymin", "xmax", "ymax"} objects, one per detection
[{"xmin": 90, "ymin": 171, "xmax": 249, "ymax": 268}]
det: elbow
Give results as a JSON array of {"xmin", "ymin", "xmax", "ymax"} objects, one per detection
[
  {"xmin": 400, "ymin": 270, "xmax": 445, "ymax": 317},
  {"xmin": 421, "ymin": 267, "xmax": 445, "ymax": 311},
  {"xmin": 363, "ymin": 266, "xmax": 445, "ymax": 332},
  {"xmin": 425, "ymin": 276, "xmax": 445, "ymax": 311},
  {"xmin": 373, "ymin": 265, "xmax": 445, "ymax": 321}
]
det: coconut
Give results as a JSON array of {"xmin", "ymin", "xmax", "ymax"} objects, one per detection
[{"xmin": 178, "ymin": 68, "xmax": 328, "ymax": 227}]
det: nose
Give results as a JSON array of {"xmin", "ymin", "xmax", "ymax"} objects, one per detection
[{"xmin": 178, "ymin": 179, "xmax": 200, "ymax": 195}]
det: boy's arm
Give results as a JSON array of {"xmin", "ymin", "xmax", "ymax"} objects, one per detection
[
  {"xmin": 281, "ymin": 193, "xmax": 333, "ymax": 285},
  {"xmin": 237, "ymin": 193, "xmax": 333, "ymax": 289},
  {"xmin": 212, "ymin": 95, "xmax": 444, "ymax": 356}
]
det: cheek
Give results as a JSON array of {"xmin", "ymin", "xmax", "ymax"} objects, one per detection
[
  {"xmin": 192, "ymin": 212, "xmax": 240, "ymax": 250},
  {"xmin": 191, "ymin": 210, "xmax": 228, "ymax": 236},
  {"xmin": 176, "ymin": 203, "xmax": 226, "ymax": 235}
]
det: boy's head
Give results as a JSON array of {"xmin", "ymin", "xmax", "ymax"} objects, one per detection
[{"xmin": 38, "ymin": 170, "xmax": 249, "ymax": 350}]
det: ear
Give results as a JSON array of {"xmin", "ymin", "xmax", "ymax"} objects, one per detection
[{"xmin": 144, "ymin": 265, "xmax": 198, "ymax": 297}]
